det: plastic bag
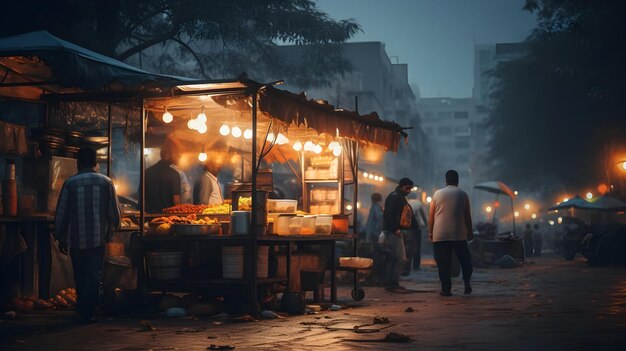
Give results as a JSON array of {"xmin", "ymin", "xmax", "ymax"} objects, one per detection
[
  {"xmin": 378, "ymin": 231, "xmax": 386, "ymax": 245},
  {"xmin": 49, "ymin": 234, "xmax": 75, "ymax": 296}
]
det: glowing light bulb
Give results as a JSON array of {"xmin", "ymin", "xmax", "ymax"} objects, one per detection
[
  {"xmin": 276, "ymin": 133, "xmax": 289, "ymax": 145},
  {"xmin": 363, "ymin": 172, "xmax": 368, "ymax": 177},
  {"xmin": 231, "ymin": 126, "xmax": 242, "ymax": 137},
  {"xmin": 368, "ymin": 174, "xmax": 374, "ymax": 179},
  {"xmin": 514, "ymin": 211, "xmax": 520, "ymax": 217},
  {"xmin": 293, "ymin": 141, "xmax": 303, "ymax": 151},
  {"xmin": 486, "ymin": 206, "xmax": 492, "ymax": 213},
  {"xmin": 219, "ymin": 124, "xmax": 230, "ymax": 136},
  {"xmin": 332, "ymin": 148, "xmax": 341, "ymax": 157},
  {"xmin": 379, "ymin": 176, "xmax": 384, "ymax": 182},
  {"xmin": 563, "ymin": 197, "xmax": 569, "ymax": 202},
  {"xmin": 426, "ymin": 196, "xmax": 432, "ymax": 203},
  {"xmin": 304, "ymin": 141, "xmax": 314, "ymax": 151},
  {"xmin": 549, "ymin": 220, "xmax": 555, "ymax": 226},
  {"xmin": 162, "ymin": 111, "xmax": 173, "ymax": 123},
  {"xmin": 188, "ymin": 119, "xmax": 198, "ymax": 130},
  {"xmin": 531, "ymin": 213, "xmax": 537, "ymax": 219},
  {"xmin": 586, "ymin": 192, "xmax": 593, "ymax": 200},
  {"xmin": 313, "ymin": 144, "xmax": 322, "ymax": 154},
  {"xmin": 328, "ymin": 141, "xmax": 340, "ymax": 151},
  {"xmin": 356, "ymin": 202, "xmax": 361, "ymax": 209},
  {"xmin": 243, "ymin": 129, "xmax": 252, "ymax": 139},
  {"xmin": 557, "ymin": 217, "xmax": 563, "ymax": 224},
  {"xmin": 198, "ymin": 152, "xmax": 207, "ymax": 162},
  {"xmin": 524, "ymin": 203, "xmax": 530, "ymax": 210},
  {"xmin": 514, "ymin": 190, "xmax": 519, "ymax": 196},
  {"xmin": 196, "ymin": 112, "xmax": 207, "ymax": 123},
  {"xmin": 143, "ymin": 148, "xmax": 151, "ymax": 156},
  {"xmin": 346, "ymin": 204, "xmax": 353, "ymax": 211},
  {"xmin": 374, "ymin": 176, "xmax": 380, "ymax": 181},
  {"xmin": 197, "ymin": 123, "xmax": 207, "ymax": 134}
]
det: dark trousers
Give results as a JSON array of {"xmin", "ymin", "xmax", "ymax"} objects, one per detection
[
  {"xmin": 70, "ymin": 246, "xmax": 104, "ymax": 318},
  {"xmin": 433, "ymin": 241, "xmax": 473, "ymax": 292}
]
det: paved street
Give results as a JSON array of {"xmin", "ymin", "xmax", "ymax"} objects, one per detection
[{"xmin": 2, "ymin": 253, "xmax": 626, "ymax": 350}]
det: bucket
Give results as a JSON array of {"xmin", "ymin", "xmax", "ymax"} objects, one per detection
[
  {"xmin": 222, "ymin": 246, "xmax": 244, "ymax": 279},
  {"xmin": 257, "ymin": 246, "xmax": 269, "ymax": 278},
  {"xmin": 146, "ymin": 251, "xmax": 184, "ymax": 280}
]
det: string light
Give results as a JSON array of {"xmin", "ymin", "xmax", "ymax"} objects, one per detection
[
  {"xmin": 196, "ymin": 107, "xmax": 207, "ymax": 123},
  {"xmin": 379, "ymin": 176, "xmax": 384, "ymax": 182},
  {"xmin": 198, "ymin": 152, "xmax": 207, "ymax": 162},
  {"xmin": 514, "ymin": 211, "xmax": 520, "ymax": 217},
  {"xmin": 374, "ymin": 176, "xmax": 380, "ymax": 181},
  {"xmin": 426, "ymin": 196, "xmax": 432, "ymax": 203},
  {"xmin": 328, "ymin": 141, "xmax": 340, "ymax": 151},
  {"xmin": 332, "ymin": 148, "xmax": 341, "ymax": 157},
  {"xmin": 293, "ymin": 141, "xmax": 303, "ymax": 151},
  {"xmin": 243, "ymin": 129, "xmax": 252, "ymax": 139},
  {"xmin": 486, "ymin": 206, "xmax": 492, "ymax": 213},
  {"xmin": 304, "ymin": 141, "xmax": 314, "ymax": 151},
  {"xmin": 231, "ymin": 126, "xmax": 242, "ymax": 138},
  {"xmin": 162, "ymin": 109, "xmax": 173, "ymax": 123},
  {"xmin": 531, "ymin": 213, "xmax": 537, "ymax": 219},
  {"xmin": 188, "ymin": 119, "xmax": 198, "ymax": 130},
  {"xmin": 197, "ymin": 123, "xmax": 207, "ymax": 134},
  {"xmin": 313, "ymin": 144, "xmax": 322, "ymax": 154},
  {"xmin": 219, "ymin": 124, "xmax": 230, "ymax": 136},
  {"xmin": 363, "ymin": 172, "xmax": 368, "ymax": 177},
  {"xmin": 368, "ymin": 174, "xmax": 374, "ymax": 179}
]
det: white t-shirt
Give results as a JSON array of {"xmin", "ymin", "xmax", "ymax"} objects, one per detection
[{"xmin": 431, "ymin": 185, "xmax": 470, "ymax": 242}]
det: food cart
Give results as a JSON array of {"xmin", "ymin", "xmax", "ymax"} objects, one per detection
[{"xmin": 0, "ymin": 31, "xmax": 408, "ymax": 312}]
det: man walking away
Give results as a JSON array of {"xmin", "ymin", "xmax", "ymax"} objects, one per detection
[
  {"xmin": 383, "ymin": 178, "xmax": 417, "ymax": 292},
  {"xmin": 55, "ymin": 147, "xmax": 121, "ymax": 322},
  {"xmin": 429, "ymin": 170, "xmax": 473, "ymax": 296}
]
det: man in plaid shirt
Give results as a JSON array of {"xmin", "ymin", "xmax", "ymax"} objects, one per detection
[{"xmin": 55, "ymin": 146, "xmax": 121, "ymax": 322}]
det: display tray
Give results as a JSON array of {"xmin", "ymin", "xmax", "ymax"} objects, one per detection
[{"xmin": 172, "ymin": 223, "xmax": 221, "ymax": 236}]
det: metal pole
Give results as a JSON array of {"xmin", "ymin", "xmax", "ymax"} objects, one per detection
[
  {"xmin": 511, "ymin": 197, "xmax": 516, "ymax": 236},
  {"xmin": 140, "ymin": 103, "xmax": 145, "ymax": 237},
  {"xmin": 107, "ymin": 102, "xmax": 112, "ymax": 177},
  {"xmin": 250, "ymin": 89, "xmax": 258, "ymax": 310}
]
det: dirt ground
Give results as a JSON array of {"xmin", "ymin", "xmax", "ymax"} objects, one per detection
[{"xmin": 2, "ymin": 253, "xmax": 626, "ymax": 350}]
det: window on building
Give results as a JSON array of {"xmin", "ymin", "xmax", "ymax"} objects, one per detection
[
  {"xmin": 454, "ymin": 111, "xmax": 469, "ymax": 119},
  {"xmin": 455, "ymin": 154, "xmax": 469, "ymax": 163},
  {"xmin": 454, "ymin": 126, "xmax": 471, "ymax": 135},
  {"xmin": 455, "ymin": 140, "xmax": 470, "ymax": 149},
  {"xmin": 437, "ymin": 111, "xmax": 452, "ymax": 119},
  {"xmin": 438, "ymin": 126, "xmax": 452, "ymax": 135}
]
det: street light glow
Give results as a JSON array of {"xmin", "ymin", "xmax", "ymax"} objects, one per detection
[
  {"xmin": 586, "ymin": 192, "xmax": 593, "ymax": 200},
  {"xmin": 524, "ymin": 203, "xmax": 531, "ymax": 210},
  {"xmin": 426, "ymin": 196, "xmax": 432, "ymax": 203},
  {"xmin": 557, "ymin": 217, "xmax": 563, "ymax": 224},
  {"xmin": 514, "ymin": 211, "xmax": 520, "ymax": 217},
  {"xmin": 514, "ymin": 190, "xmax": 519, "ymax": 196},
  {"xmin": 531, "ymin": 213, "xmax": 537, "ymax": 219},
  {"xmin": 485, "ymin": 206, "xmax": 492, "ymax": 213},
  {"xmin": 563, "ymin": 197, "xmax": 569, "ymax": 202}
]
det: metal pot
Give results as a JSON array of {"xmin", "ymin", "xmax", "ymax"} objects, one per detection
[{"xmin": 230, "ymin": 211, "xmax": 250, "ymax": 235}]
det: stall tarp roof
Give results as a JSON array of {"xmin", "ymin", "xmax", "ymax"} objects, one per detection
[
  {"xmin": 547, "ymin": 196, "xmax": 591, "ymax": 211},
  {"xmin": 0, "ymin": 30, "xmax": 198, "ymax": 99},
  {"xmin": 587, "ymin": 195, "xmax": 626, "ymax": 212},
  {"xmin": 258, "ymin": 86, "xmax": 407, "ymax": 152},
  {"xmin": 474, "ymin": 181, "xmax": 517, "ymax": 199}
]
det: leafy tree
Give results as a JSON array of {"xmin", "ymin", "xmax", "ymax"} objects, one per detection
[
  {"xmin": 0, "ymin": 0, "xmax": 360, "ymax": 86},
  {"xmin": 486, "ymin": 0, "xmax": 626, "ymax": 194}
]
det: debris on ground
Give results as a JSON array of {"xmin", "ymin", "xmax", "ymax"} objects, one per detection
[
  {"xmin": 405, "ymin": 307, "xmax": 415, "ymax": 312},
  {"xmin": 329, "ymin": 304, "xmax": 342, "ymax": 311},
  {"xmin": 138, "ymin": 320, "xmax": 157, "ymax": 332},
  {"xmin": 165, "ymin": 307, "xmax": 187, "ymax": 318},
  {"xmin": 261, "ymin": 310, "xmax": 281, "ymax": 319},
  {"xmin": 343, "ymin": 332, "xmax": 412, "ymax": 343},
  {"xmin": 207, "ymin": 344, "xmax": 235, "ymax": 350},
  {"xmin": 232, "ymin": 314, "xmax": 256, "ymax": 323},
  {"xmin": 373, "ymin": 316, "xmax": 390, "ymax": 324},
  {"xmin": 176, "ymin": 327, "xmax": 203, "ymax": 333},
  {"xmin": 4, "ymin": 311, "xmax": 17, "ymax": 319}
]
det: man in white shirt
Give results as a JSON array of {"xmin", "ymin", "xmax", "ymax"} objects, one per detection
[
  {"xmin": 429, "ymin": 170, "xmax": 474, "ymax": 296},
  {"xmin": 193, "ymin": 159, "xmax": 224, "ymax": 205}
]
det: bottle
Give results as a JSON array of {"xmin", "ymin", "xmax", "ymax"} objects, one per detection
[{"xmin": 3, "ymin": 159, "xmax": 17, "ymax": 216}]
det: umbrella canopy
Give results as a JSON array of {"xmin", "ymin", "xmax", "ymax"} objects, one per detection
[
  {"xmin": 587, "ymin": 195, "xmax": 626, "ymax": 212},
  {"xmin": 0, "ymin": 30, "xmax": 195, "ymax": 99},
  {"xmin": 547, "ymin": 195, "xmax": 590, "ymax": 211},
  {"xmin": 474, "ymin": 181, "xmax": 517, "ymax": 199}
]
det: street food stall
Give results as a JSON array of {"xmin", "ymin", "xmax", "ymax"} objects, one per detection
[{"xmin": 0, "ymin": 31, "xmax": 408, "ymax": 311}]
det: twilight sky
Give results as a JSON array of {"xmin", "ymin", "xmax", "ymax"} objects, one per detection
[{"xmin": 316, "ymin": 0, "xmax": 536, "ymax": 98}]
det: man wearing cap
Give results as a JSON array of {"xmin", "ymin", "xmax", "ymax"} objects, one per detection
[{"xmin": 382, "ymin": 178, "xmax": 417, "ymax": 291}]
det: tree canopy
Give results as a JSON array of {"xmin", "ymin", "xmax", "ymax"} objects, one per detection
[
  {"xmin": 0, "ymin": 0, "xmax": 361, "ymax": 86},
  {"xmin": 487, "ymin": 0, "xmax": 626, "ymax": 194}
]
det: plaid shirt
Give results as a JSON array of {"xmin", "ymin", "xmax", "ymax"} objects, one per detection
[{"xmin": 55, "ymin": 169, "xmax": 121, "ymax": 249}]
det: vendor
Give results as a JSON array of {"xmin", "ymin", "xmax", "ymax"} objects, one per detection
[
  {"xmin": 194, "ymin": 159, "xmax": 223, "ymax": 205},
  {"xmin": 144, "ymin": 139, "xmax": 182, "ymax": 213}
]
